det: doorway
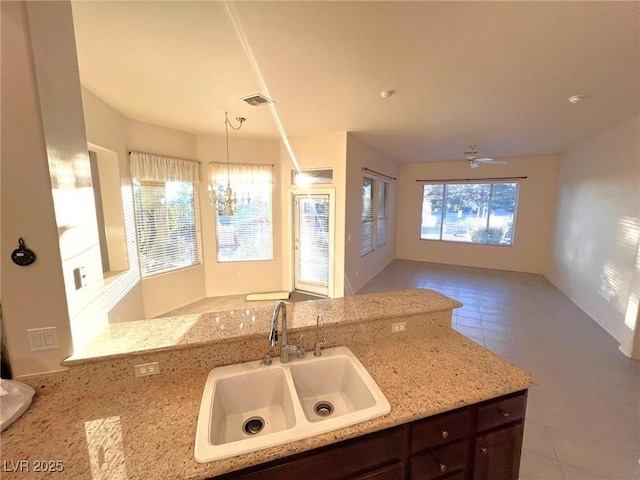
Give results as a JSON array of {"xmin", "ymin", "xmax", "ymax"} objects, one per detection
[{"xmin": 293, "ymin": 193, "xmax": 332, "ymax": 296}]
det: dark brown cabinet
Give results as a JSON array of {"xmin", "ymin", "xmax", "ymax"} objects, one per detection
[
  {"xmin": 473, "ymin": 424, "xmax": 524, "ymax": 480},
  {"xmin": 212, "ymin": 390, "xmax": 527, "ymax": 480}
]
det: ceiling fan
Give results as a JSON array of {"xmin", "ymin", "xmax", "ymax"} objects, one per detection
[{"xmin": 463, "ymin": 145, "xmax": 507, "ymax": 169}]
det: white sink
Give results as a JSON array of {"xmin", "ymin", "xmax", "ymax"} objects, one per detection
[
  {"xmin": 195, "ymin": 346, "xmax": 390, "ymax": 463},
  {"xmin": 290, "ymin": 355, "xmax": 377, "ymax": 423}
]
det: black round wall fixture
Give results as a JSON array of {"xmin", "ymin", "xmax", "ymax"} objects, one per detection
[{"xmin": 11, "ymin": 238, "xmax": 36, "ymax": 266}]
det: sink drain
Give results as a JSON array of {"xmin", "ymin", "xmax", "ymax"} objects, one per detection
[
  {"xmin": 314, "ymin": 401, "xmax": 334, "ymax": 417},
  {"xmin": 242, "ymin": 417, "xmax": 265, "ymax": 435}
]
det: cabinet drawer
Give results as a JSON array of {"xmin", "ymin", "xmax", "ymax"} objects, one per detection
[
  {"xmin": 476, "ymin": 393, "xmax": 526, "ymax": 432},
  {"xmin": 410, "ymin": 442, "xmax": 467, "ymax": 480},
  {"xmin": 217, "ymin": 425, "xmax": 408, "ymax": 480},
  {"xmin": 351, "ymin": 462, "xmax": 405, "ymax": 480},
  {"xmin": 411, "ymin": 410, "xmax": 470, "ymax": 452}
]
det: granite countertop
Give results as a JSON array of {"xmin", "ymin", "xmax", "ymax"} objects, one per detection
[
  {"xmin": 65, "ymin": 289, "xmax": 463, "ymax": 364},
  {"xmin": 0, "ymin": 329, "xmax": 535, "ymax": 479}
]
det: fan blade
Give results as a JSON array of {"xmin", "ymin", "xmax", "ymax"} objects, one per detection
[{"xmin": 476, "ymin": 158, "xmax": 508, "ymax": 164}]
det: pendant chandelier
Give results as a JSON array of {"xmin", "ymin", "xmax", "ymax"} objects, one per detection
[{"xmin": 209, "ymin": 112, "xmax": 250, "ymax": 215}]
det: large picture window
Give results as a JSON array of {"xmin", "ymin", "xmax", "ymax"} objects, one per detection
[
  {"xmin": 130, "ymin": 152, "xmax": 201, "ymax": 277},
  {"xmin": 420, "ymin": 181, "xmax": 519, "ymax": 245},
  {"xmin": 211, "ymin": 163, "xmax": 273, "ymax": 262}
]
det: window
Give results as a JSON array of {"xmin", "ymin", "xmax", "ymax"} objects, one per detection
[
  {"xmin": 291, "ymin": 168, "xmax": 333, "ymax": 186},
  {"xmin": 130, "ymin": 151, "xmax": 201, "ymax": 277},
  {"xmin": 134, "ymin": 181, "xmax": 200, "ymax": 276},
  {"xmin": 361, "ymin": 176, "xmax": 389, "ymax": 256},
  {"xmin": 420, "ymin": 182, "xmax": 519, "ymax": 245},
  {"xmin": 211, "ymin": 163, "xmax": 273, "ymax": 262}
]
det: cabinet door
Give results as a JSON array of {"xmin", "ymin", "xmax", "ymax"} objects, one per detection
[{"xmin": 473, "ymin": 424, "xmax": 524, "ymax": 480}]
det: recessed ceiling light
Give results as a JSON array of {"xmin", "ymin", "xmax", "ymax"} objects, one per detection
[
  {"xmin": 568, "ymin": 95, "xmax": 586, "ymax": 104},
  {"xmin": 380, "ymin": 90, "xmax": 395, "ymax": 99}
]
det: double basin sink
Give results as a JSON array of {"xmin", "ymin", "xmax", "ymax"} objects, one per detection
[{"xmin": 194, "ymin": 346, "xmax": 391, "ymax": 462}]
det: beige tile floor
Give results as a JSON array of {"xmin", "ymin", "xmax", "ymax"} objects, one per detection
[
  {"xmin": 359, "ymin": 260, "xmax": 640, "ymax": 480},
  {"xmin": 165, "ymin": 259, "xmax": 639, "ymax": 479}
]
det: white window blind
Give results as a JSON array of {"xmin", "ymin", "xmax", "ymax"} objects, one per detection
[
  {"xmin": 133, "ymin": 180, "xmax": 201, "ymax": 276},
  {"xmin": 296, "ymin": 196, "xmax": 330, "ymax": 285},
  {"xmin": 130, "ymin": 151, "xmax": 201, "ymax": 277},
  {"xmin": 376, "ymin": 180, "xmax": 388, "ymax": 247},
  {"xmin": 210, "ymin": 163, "xmax": 273, "ymax": 262},
  {"xmin": 361, "ymin": 177, "xmax": 374, "ymax": 256}
]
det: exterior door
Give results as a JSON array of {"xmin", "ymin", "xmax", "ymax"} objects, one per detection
[{"xmin": 293, "ymin": 194, "xmax": 330, "ymax": 296}]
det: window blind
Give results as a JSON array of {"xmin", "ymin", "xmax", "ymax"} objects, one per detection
[
  {"xmin": 296, "ymin": 197, "xmax": 330, "ymax": 285},
  {"xmin": 361, "ymin": 177, "xmax": 374, "ymax": 256},
  {"xmin": 212, "ymin": 163, "xmax": 274, "ymax": 262},
  {"xmin": 376, "ymin": 180, "xmax": 388, "ymax": 247},
  {"xmin": 133, "ymin": 180, "xmax": 201, "ymax": 276}
]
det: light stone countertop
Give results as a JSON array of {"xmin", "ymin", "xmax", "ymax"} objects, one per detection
[
  {"xmin": 1, "ymin": 290, "xmax": 536, "ymax": 479},
  {"xmin": 65, "ymin": 289, "xmax": 463, "ymax": 364}
]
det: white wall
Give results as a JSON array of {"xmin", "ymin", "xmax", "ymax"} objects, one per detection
[
  {"xmin": 1, "ymin": 1, "xmax": 74, "ymax": 376},
  {"xmin": 280, "ymin": 132, "xmax": 348, "ymax": 298},
  {"xmin": 546, "ymin": 116, "xmax": 640, "ymax": 359},
  {"xmin": 345, "ymin": 134, "xmax": 399, "ymax": 294},
  {"xmin": 197, "ymin": 134, "xmax": 283, "ymax": 297},
  {"xmin": 82, "ymin": 89, "xmax": 146, "ymax": 323},
  {"xmin": 396, "ymin": 155, "xmax": 559, "ymax": 273}
]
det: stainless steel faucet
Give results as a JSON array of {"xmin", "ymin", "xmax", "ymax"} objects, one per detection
[{"xmin": 268, "ymin": 300, "xmax": 304, "ymax": 363}]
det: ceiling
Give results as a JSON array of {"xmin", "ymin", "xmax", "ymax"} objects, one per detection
[{"xmin": 71, "ymin": 1, "xmax": 639, "ymax": 164}]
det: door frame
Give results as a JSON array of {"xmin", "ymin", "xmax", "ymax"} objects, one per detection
[{"xmin": 290, "ymin": 188, "xmax": 335, "ymax": 298}]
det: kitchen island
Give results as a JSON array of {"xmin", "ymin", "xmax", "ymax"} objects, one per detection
[{"xmin": 0, "ymin": 289, "xmax": 535, "ymax": 479}]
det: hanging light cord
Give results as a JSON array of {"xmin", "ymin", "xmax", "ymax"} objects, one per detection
[{"xmin": 224, "ymin": 111, "xmax": 245, "ymax": 186}]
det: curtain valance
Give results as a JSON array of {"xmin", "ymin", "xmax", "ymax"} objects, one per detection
[
  {"xmin": 209, "ymin": 162, "xmax": 274, "ymax": 185},
  {"xmin": 130, "ymin": 151, "xmax": 200, "ymax": 184}
]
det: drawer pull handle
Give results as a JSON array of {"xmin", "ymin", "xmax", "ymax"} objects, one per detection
[
  {"xmin": 439, "ymin": 464, "xmax": 448, "ymax": 473},
  {"xmin": 502, "ymin": 412, "xmax": 510, "ymax": 418},
  {"xmin": 482, "ymin": 448, "xmax": 488, "ymax": 456},
  {"xmin": 441, "ymin": 430, "xmax": 449, "ymax": 439}
]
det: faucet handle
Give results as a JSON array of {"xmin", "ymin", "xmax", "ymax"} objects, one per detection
[
  {"xmin": 314, "ymin": 337, "xmax": 326, "ymax": 357},
  {"xmin": 262, "ymin": 353, "xmax": 272, "ymax": 366},
  {"xmin": 296, "ymin": 334, "xmax": 305, "ymax": 358}
]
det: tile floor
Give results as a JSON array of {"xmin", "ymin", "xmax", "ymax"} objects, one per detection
[{"xmin": 358, "ymin": 260, "xmax": 640, "ymax": 480}]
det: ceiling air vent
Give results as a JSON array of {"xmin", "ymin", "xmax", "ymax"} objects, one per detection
[{"xmin": 241, "ymin": 94, "xmax": 274, "ymax": 107}]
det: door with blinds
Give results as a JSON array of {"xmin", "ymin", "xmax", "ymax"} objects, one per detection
[{"xmin": 293, "ymin": 194, "xmax": 331, "ymax": 296}]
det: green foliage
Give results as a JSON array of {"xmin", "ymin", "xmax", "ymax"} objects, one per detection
[{"xmin": 470, "ymin": 226, "xmax": 505, "ymax": 244}]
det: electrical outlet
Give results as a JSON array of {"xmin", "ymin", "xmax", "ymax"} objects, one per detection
[
  {"xmin": 27, "ymin": 327, "xmax": 60, "ymax": 351},
  {"xmin": 134, "ymin": 362, "xmax": 160, "ymax": 377},
  {"xmin": 391, "ymin": 322, "xmax": 406, "ymax": 333}
]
